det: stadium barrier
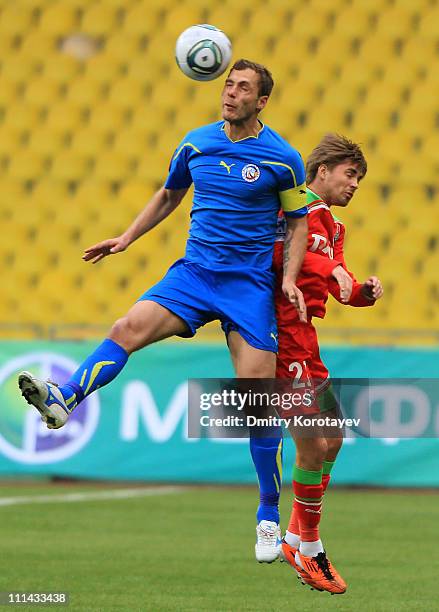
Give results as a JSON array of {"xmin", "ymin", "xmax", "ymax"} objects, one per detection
[{"xmin": 0, "ymin": 341, "xmax": 438, "ymax": 486}]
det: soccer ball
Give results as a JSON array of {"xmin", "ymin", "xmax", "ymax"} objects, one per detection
[{"xmin": 175, "ymin": 24, "xmax": 232, "ymax": 81}]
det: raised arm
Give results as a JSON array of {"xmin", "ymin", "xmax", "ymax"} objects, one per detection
[{"xmin": 83, "ymin": 187, "xmax": 188, "ymax": 264}]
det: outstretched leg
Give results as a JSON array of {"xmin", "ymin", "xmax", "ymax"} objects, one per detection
[{"xmin": 19, "ymin": 301, "xmax": 188, "ymax": 428}]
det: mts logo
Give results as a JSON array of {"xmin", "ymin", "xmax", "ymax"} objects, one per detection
[{"xmin": 310, "ymin": 233, "xmax": 334, "ymax": 258}]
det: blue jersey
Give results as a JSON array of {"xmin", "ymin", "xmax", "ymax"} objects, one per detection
[{"xmin": 165, "ymin": 120, "xmax": 306, "ymax": 269}]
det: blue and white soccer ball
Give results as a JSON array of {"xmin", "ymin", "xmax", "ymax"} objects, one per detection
[{"xmin": 175, "ymin": 24, "xmax": 232, "ymax": 81}]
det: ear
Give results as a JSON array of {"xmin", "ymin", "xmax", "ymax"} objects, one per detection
[
  {"xmin": 318, "ymin": 164, "xmax": 328, "ymax": 179},
  {"xmin": 257, "ymin": 95, "xmax": 269, "ymax": 112}
]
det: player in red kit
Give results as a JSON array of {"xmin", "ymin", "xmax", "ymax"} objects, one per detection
[{"xmin": 273, "ymin": 134, "xmax": 383, "ymax": 594}]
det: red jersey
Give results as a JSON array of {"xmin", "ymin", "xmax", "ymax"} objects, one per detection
[{"xmin": 274, "ymin": 188, "xmax": 373, "ymax": 319}]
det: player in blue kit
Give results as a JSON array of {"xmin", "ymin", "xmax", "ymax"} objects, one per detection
[{"xmin": 18, "ymin": 60, "xmax": 308, "ymax": 560}]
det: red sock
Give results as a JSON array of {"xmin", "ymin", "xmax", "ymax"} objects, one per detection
[
  {"xmin": 322, "ymin": 473, "xmax": 331, "ymax": 493},
  {"xmin": 287, "ymin": 499, "xmax": 300, "ymax": 535},
  {"xmin": 294, "ymin": 481, "xmax": 323, "ymax": 542}
]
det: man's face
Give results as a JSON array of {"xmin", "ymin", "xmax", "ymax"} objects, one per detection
[
  {"xmin": 221, "ymin": 68, "xmax": 268, "ymax": 124},
  {"xmin": 319, "ymin": 160, "xmax": 364, "ymax": 206}
]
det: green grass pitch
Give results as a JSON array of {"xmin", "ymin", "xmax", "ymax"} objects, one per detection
[{"xmin": 0, "ymin": 483, "xmax": 436, "ymax": 611}]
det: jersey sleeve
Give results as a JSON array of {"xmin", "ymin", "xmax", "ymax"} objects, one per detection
[
  {"xmin": 275, "ymin": 148, "xmax": 307, "ymax": 217},
  {"xmin": 164, "ymin": 137, "xmax": 196, "ymax": 190}
]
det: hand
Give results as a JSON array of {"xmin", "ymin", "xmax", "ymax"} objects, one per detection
[
  {"xmin": 361, "ymin": 276, "xmax": 384, "ymax": 300},
  {"xmin": 82, "ymin": 236, "xmax": 130, "ymax": 264},
  {"xmin": 332, "ymin": 265, "xmax": 353, "ymax": 303},
  {"xmin": 282, "ymin": 279, "xmax": 307, "ymax": 322}
]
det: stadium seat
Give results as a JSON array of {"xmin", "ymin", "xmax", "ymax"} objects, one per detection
[
  {"xmin": 0, "ymin": 0, "xmax": 436, "ymax": 340},
  {"xmin": 38, "ymin": 3, "xmax": 80, "ymax": 35},
  {"xmin": 81, "ymin": 2, "xmax": 119, "ymax": 37}
]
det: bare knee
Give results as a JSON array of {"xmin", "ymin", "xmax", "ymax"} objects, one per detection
[
  {"xmin": 326, "ymin": 435, "xmax": 343, "ymax": 461},
  {"xmin": 109, "ymin": 316, "xmax": 145, "ymax": 354},
  {"xmin": 295, "ymin": 437, "xmax": 328, "ymax": 471}
]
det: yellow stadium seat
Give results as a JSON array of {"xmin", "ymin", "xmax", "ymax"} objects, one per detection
[
  {"xmin": 8, "ymin": 150, "xmax": 47, "ymax": 181},
  {"xmin": 24, "ymin": 77, "xmax": 63, "ymax": 106},
  {"xmin": 81, "ymin": 2, "xmax": 119, "ymax": 36},
  {"xmin": 397, "ymin": 106, "xmax": 436, "ymax": 138},
  {"xmin": 50, "ymin": 150, "xmax": 91, "ymax": 182},
  {"xmin": 112, "ymin": 128, "xmax": 151, "ymax": 159},
  {"xmin": 408, "ymin": 81, "xmax": 439, "ymax": 111},
  {"xmin": 65, "ymin": 76, "xmax": 105, "ymax": 108},
  {"xmin": 27, "ymin": 126, "xmax": 66, "ymax": 156},
  {"xmin": 417, "ymin": 6, "xmax": 439, "ymax": 40},
  {"xmin": 106, "ymin": 77, "xmax": 147, "ymax": 110},
  {"xmin": 30, "ymin": 178, "xmax": 70, "ymax": 215},
  {"xmin": 92, "ymin": 151, "xmax": 132, "ymax": 182},
  {"xmin": 104, "ymin": 33, "xmax": 143, "ymax": 62},
  {"xmin": 118, "ymin": 179, "xmax": 155, "ymax": 209},
  {"xmin": 83, "ymin": 54, "xmax": 124, "ymax": 85},
  {"xmin": 357, "ymin": 36, "xmax": 400, "ymax": 74},
  {"xmin": 129, "ymin": 105, "xmax": 171, "ymax": 137},
  {"xmin": 400, "ymin": 38, "xmax": 437, "ymax": 72},
  {"xmin": 70, "ymin": 128, "xmax": 109, "ymax": 156},
  {"xmin": 378, "ymin": 130, "xmax": 417, "ymax": 164},
  {"xmin": 0, "ymin": 124, "xmax": 25, "ymax": 156},
  {"xmin": 2, "ymin": 102, "xmax": 42, "ymax": 133},
  {"xmin": 375, "ymin": 6, "xmax": 417, "ymax": 38},
  {"xmin": 0, "ymin": 4, "xmax": 34, "ymax": 35},
  {"xmin": 269, "ymin": 35, "xmax": 315, "ymax": 76},
  {"xmin": 87, "ymin": 103, "xmax": 127, "ymax": 134},
  {"xmin": 163, "ymin": 6, "xmax": 206, "ymax": 38},
  {"xmin": 38, "ymin": 3, "xmax": 80, "ymax": 35},
  {"xmin": 42, "ymin": 54, "xmax": 82, "ymax": 84},
  {"xmin": 334, "ymin": 5, "xmax": 374, "ymax": 36},
  {"xmin": 44, "ymin": 103, "xmax": 84, "ymax": 134},
  {"xmin": 122, "ymin": 3, "xmax": 162, "ymax": 35},
  {"xmin": 19, "ymin": 32, "xmax": 59, "ymax": 60}
]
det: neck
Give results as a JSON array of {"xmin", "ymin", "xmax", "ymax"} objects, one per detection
[
  {"xmin": 224, "ymin": 117, "xmax": 262, "ymax": 141},
  {"xmin": 307, "ymin": 181, "xmax": 330, "ymax": 206}
]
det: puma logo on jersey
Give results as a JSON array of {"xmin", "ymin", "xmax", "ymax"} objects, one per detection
[
  {"xmin": 220, "ymin": 160, "xmax": 235, "ymax": 174},
  {"xmin": 310, "ymin": 233, "xmax": 334, "ymax": 258}
]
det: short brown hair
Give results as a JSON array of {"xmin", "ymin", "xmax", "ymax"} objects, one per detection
[
  {"xmin": 228, "ymin": 59, "xmax": 274, "ymax": 97},
  {"xmin": 306, "ymin": 133, "xmax": 367, "ymax": 183}
]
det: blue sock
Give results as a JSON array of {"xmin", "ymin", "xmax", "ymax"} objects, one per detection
[
  {"xmin": 59, "ymin": 338, "xmax": 129, "ymax": 409},
  {"xmin": 249, "ymin": 426, "xmax": 283, "ymax": 524}
]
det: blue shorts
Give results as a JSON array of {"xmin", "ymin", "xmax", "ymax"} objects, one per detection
[{"xmin": 138, "ymin": 258, "xmax": 277, "ymax": 352}]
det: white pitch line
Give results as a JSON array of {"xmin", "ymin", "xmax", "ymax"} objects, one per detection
[{"xmin": 0, "ymin": 486, "xmax": 183, "ymax": 507}]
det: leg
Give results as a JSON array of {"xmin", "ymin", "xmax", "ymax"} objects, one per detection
[
  {"xmin": 60, "ymin": 300, "xmax": 188, "ymax": 407},
  {"xmin": 18, "ymin": 301, "xmax": 188, "ymax": 428},
  {"xmin": 227, "ymin": 332, "xmax": 282, "ymax": 561}
]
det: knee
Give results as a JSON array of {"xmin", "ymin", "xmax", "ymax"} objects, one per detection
[
  {"xmin": 109, "ymin": 317, "xmax": 139, "ymax": 354},
  {"xmin": 296, "ymin": 437, "xmax": 328, "ymax": 471},
  {"xmin": 326, "ymin": 435, "xmax": 343, "ymax": 460}
]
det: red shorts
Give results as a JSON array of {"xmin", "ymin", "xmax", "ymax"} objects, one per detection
[{"xmin": 275, "ymin": 294, "xmax": 329, "ymax": 393}]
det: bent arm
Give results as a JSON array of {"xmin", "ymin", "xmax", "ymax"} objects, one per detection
[{"xmin": 283, "ymin": 215, "xmax": 308, "ymax": 282}]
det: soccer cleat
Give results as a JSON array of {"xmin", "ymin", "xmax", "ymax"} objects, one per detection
[
  {"xmin": 297, "ymin": 550, "xmax": 347, "ymax": 594},
  {"xmin": 255, "ymin": 520, "xmax": 282, "ymax": 563},
  {"xmin": 18, "ymin": 371, "xmax": 71, "ymax": 430},
  {"xmin": 280, "ymin": 540, "xmax": 323, "ymax": 591}
]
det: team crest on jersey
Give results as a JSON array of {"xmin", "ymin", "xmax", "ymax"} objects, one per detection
[
  {"xmin": 242, "ymin": 164, "xmax": 260, "ymax": 182},
  {"xmin": 334, "ymin": 223, "xmax": 341, "ymax": 242}
]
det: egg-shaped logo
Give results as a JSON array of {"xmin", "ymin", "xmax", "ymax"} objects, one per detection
[{"xmin": 0, "ymin": 353, "xmax": 99, "ymax": 464}]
